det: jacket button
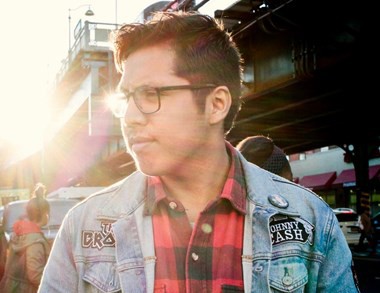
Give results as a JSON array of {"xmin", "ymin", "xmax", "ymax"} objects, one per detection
[
  {"xmin": 268, "ymin": 194, "xmax": 289, "ymax": 208},
  {"xmin": 282, "ymin": 276, "xmax": 293, "ymax": 286},
  {"xmin": 169, "ymin": 201, "xmax": 178, "ymax": 210}
]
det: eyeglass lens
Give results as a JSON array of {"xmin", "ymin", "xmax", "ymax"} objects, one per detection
[
  {"xmin": 134, "ymin": 87, "xmax": 160, "ymax": 114},
  {"xmin": 108, "ymin": 88, "xmax": 160, "ymax": 118}
]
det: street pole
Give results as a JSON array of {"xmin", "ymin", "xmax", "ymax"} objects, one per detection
[
  {"xmin": 68, "ymin": 10, "xmax": 72, "ymax": 51},
  {"xmin": 115, "ymin": 0, "xmax": 118, "ymax": 27},
  {"xmin": 67, "ymin": 4, "xmax": 94, "ymax": 52}
]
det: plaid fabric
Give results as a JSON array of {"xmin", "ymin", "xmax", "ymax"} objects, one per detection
[{"xmin": 145, "ymin": 142, "xmax": 246, "ymax": 292}]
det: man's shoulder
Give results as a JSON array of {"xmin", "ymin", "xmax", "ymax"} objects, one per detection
[
  {"xmin": 85, "ymin": 171, "xmax": 145, "ymax": 199},
  {"xmin": 243, "ymin": 160, "xmax": 331, "ymax": 211},
  {"xmin": 69, "ymin": 171, "xmax": 147, "ymax": 215}
]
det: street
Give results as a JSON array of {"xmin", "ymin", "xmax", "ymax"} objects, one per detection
[{"xmin": 351, "ymin": 244, "xmax": 380, "ymax": 293}]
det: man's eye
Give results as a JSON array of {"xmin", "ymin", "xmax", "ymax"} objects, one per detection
[{"xmin": 137, "ymin": 88, "xmax": 157, "ymax": 100}]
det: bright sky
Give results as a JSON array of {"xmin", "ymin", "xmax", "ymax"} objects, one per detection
[
  {"xmin": 0, "ymin": 0, "xmax": 157, "ymax": 160},
  {"xmin": 0, "ymin": 0, "xmax": 231, "ymax": 164}
]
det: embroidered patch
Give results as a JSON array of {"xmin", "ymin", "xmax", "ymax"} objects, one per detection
[
  {"xmin": 270, "ymin": 215, "xmax": 314, "ymax": 246},
  {"xmin": 81, "ymin": 222, "xmax": 115, "ymax": 250}
]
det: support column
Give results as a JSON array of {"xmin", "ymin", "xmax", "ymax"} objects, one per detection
[{"xmin": 351, "ymin": 143, "xmax": 370, "ymax": 213}]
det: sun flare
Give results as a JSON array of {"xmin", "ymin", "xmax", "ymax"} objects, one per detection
[{"xmin": 0, "ymin": 88, "xmax": 51, "ymax": 159}]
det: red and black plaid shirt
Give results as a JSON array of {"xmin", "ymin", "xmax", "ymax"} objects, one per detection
[{"xmin": 144, "ymin": 142, "xmax": 247, "ymax": 293}]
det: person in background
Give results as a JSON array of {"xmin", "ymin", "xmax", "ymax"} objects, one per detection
[
  {"xmin": 39, "ymin": 11, "xmax": 359, "ymax": 292},
  {"xmin": 236, "ymin": 135, "xmax": 293, "ymax": 181},
  {"xmin": 30, "ymin": 183, "xmax": 47, "ymax": 199},
  {"xmin": 0, "ymin": 184, "xmax": 50, "ymax": 293},
  {"xmin": 0, "ymin": 221, "xmax": 6, "ymax": 281},
  {"xmin": 358, "ymin": 207, "xmax": 376, "ymax": 255}
]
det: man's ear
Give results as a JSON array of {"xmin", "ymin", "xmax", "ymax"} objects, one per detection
[{"xmin": 208, "ymin": 86, "xmax": 231, "ymax": 125}]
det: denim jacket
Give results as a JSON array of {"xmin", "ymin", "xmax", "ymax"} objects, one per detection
[{"xmin": 38, "ymin": 153, "xmax": 359, "ymax": 293}]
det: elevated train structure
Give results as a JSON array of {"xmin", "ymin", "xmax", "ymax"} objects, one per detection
[{"xmin": 0, "ymin": 0, "xmax": 372, "ymax": 211}]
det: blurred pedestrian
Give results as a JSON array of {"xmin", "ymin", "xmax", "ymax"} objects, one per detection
[
  {"xmin": 0, "ymin": 223, "xmax": 6, "ymax": 281},
  {"xmin": 358, "ymin": 208, "xmax": 376, "ymax": 255},
  {"xmin": 0, "ymin": 185, "xmax": 50, "ymax": 293},
  {"xmin": 30, "ymin": 183, "xmax": 47, "ymax": 199},
  {"xmin": 236, "ymin": 135, "xmax": 293, "ymax": 180}
]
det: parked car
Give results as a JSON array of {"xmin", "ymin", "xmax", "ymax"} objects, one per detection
[
  {"xmin": 333, "ymin": 207, "xmax": 356, "ymax": 213},
  {"xmin": 2, "ymin": 198, "xmax": 80, "ymax": 245},
  {"xmin": 333, "ymin": 209, "xmax": 361, "ymax": 246}
]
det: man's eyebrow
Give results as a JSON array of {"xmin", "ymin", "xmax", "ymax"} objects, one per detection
[{"xmin": 118, "ymin": 84, "xmax": 152, "ymax": 93}]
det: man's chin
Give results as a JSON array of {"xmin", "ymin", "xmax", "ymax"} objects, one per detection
[{"xmin": 135, "ymin": 160, "xmax": 156, "ymax": 176}]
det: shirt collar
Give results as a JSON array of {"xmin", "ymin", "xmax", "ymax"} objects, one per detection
[{"xmin": 144, "ymin": 141, "xmax": 246, "ymax": 215}]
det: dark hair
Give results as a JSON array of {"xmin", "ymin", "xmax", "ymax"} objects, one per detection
[
  {"xmin": 236, "ymin": 135, "xmax": 293, "ymax": 180},
  {"xmin": 111, "ymin": 11, "xmax": 244, "ymax": 134},
  {"xmin": 27, "ymin": 183, "xmax": 49, "ymax": 222},
  {"xmin": 31, "ymin": 182, "xmax": 46, "ymax": 199}
]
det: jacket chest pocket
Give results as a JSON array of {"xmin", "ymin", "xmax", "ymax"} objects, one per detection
[
  {"xmin": 83, "ymin": 261, "xmax": 121, "ymax": 293},
  {"xmin": 269, "ymin": 257, "xmax": 308, "ymax": 292}
]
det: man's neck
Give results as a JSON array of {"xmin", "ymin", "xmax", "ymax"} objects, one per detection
[{"xmin": 160, "ymin": 142, "xmax": 231, "ymax": 218}]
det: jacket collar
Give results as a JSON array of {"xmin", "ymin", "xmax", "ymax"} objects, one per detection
[
  {"xmin": 97, "ymin": 171, "xmax": 148, "ymax": 219},
  {"xmin": 97, "ymin": 152, "xmax": 299, "ymax": 219},
  {"xmin": 238, "ymin": 151, "xmax": 299, "ymax": 215}
]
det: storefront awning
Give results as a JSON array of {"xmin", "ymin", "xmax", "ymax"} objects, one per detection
[
  {"xmin": 299, "ymin": 171, "xmax": 337, "ymax": 191},
  {"xmin": 369, "ymin": 165, "xmax": 380, "ymax": 178},
  {"xmin": 333, "ymin": 165, "xmax": 380, "ymax": 187}
]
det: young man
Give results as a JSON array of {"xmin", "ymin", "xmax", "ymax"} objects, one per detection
[{"xmin": 39, "ymin": 11, "xmax": 359, "ymax": 292}]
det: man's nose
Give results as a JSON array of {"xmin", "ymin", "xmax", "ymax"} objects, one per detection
[{"xmin": 123, "ymin": 98, "xmax": 146, "ymax": 125}]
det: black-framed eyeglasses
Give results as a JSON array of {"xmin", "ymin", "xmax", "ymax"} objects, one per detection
[{"xmin": 108, "ymin": 83, "xmax": 217, "ymax": 117}]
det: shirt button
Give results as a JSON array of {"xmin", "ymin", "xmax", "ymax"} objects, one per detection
[
  {"xmin": 169, "ymin": 202, "xmax": 177, "ymax": 210},
  {"xmin": 191, "ymin": 252, "xmax": 199, "ymax": 261}
]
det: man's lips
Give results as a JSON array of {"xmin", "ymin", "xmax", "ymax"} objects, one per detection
[{"xmin": 128, "ymin": 136, "xmax": 153, "ymax": 152}]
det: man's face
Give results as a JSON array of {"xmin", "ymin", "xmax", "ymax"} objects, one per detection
[{"xmin": 118, "ymin": 43, "xmax": 212, "ymax": 177}]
